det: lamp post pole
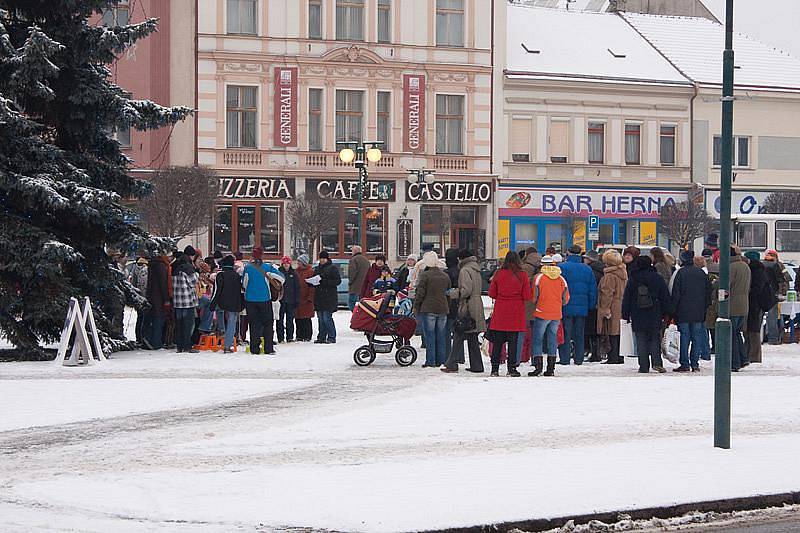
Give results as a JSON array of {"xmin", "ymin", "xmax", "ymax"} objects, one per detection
[
  {"xmin": 407, "ymin": 169, "xmax": 436, "ymax": 255},
  {"xmin": 714, "ymin": 0, "xmax": 735, "ymax": 450},
  {"xmin": 338, "ymin": 141, "xmax": 383, "ymax": 249}
]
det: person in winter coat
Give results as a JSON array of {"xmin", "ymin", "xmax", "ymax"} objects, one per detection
[
  {"xmin": 360, "ymin": 254, "xmax": 386, "ymax": 298},
  {"xmin": 744, "ymin": 251, "xmax": 771, "ymax": 363},
  {"xmin": 705, "ymin": 252, "xmax": 720, "ymax": 355},
  {"xmin": 395, "ymin": 254, "xmax": 417, "ymax": 292},
  {"xmin": 583, "ymin": 250, "xmax": 605, "ymax": 362},
  {"xmin": 443, "ymin": 248, "xmax": 460, "ymax": 358},
  {"xmin": 623, "ymin": 246, "xmax": 641, "ymax": 278},
  {"xmin": 763, "ymin": 249, "xmax": 789, "ymax": 345},
  {"xmin": 729, "ymin": 247, "xmax": 752, "ymax": 371},
  {"xmin": 294, "ymin": 254, "xmax": 315, "ymax": 342},
  {"xmin": 529, "ymin": 255, "xmax": 570, "ymax": 377},
  {"xmin": 597, "ymin": 249, "xmax": 628, "ymax": 364},
  {"xmin": 242, "ymin": 247, "xmax": 285, "ymax": 355},
  {"xmin": 622, "ymin": 256, "xmax": 672, "ymax": 373},
  {"xmin": 210, "ymin": 255, "xmax": 244, "ymax": 353},
  {"xmin": 276, "ymin": 256, "xmax": 300, "ymax": 343},
  {"xmin": 558, "ymin": 245, "xmax": 598, "ymax": 365},
  {"xmin": 414, "ymin": 251, "xmax": 452, "ymax": 367},
  {"xmin": 172, "ymin": 252, "xmax": 200, "ymax": 354},
  {"xmin": 692, "ymin": 256, "xmax": 713, "ymax": 361},
  {"xmin": 144, "ymin": 255, "xmax": 170, "ymax": 350},
  {"xmin": 129, "ymin": 256, "xmax": 149, "ymax": 346},
  {"xmin": 671, "ymin": 250, "xmax": 712, "ymax": 371},
  {"xmin": 650, "ymin": 247, "xmax": 673, "ymax": 286},
  {"xmin": 312, "ymin": 250, "xmax": 342, "ymax": 344},
  {"xmin": 442, "ymin": 250, "xmax": 486, "ymax": 373},
  {"xmin": 487, "ymin": 251, "xmax": 533, "ymax": 377},
  {"xmin": 514, "ymin": 246, "xmax": 542, "ymax": 365},
  {"xmin": 348, "ymin": 245, "xmax": 370, "ymax": 310},
  {"xmin": 373, "ymin": 266, "xmax": 399, "ymax": 295}
]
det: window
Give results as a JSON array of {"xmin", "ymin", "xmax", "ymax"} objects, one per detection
[
  {"xmin": 659, "ymin": 125, "xmax": 676, "ymax": 166},
  {"xmin": 336, "ymin": 0, "xmax": 364, "ymax": 41},
  {"xmin": 587, "ymin": 121, "xmax": 605, "ymax": 164},
  {"xmin": 226, "ymin": 86, "xmax": 257, "ymax": 148},
  {"xmin": 260, "ymin": 206, "xmax": 281, "ymax": 253},
  {"xmin": 625, "ymin": 123, "xmax": 641, "ymax": 165},
  {"xmin": 421, "ymin": 205, "xmax": 444, "ymax": 255},
  {"xmin": 214, "ymin": 206, "xmax": 233, "ymax": 252},
  {"xmin": 435, "ymin": 94, "xmax": 464, "ymax": 154},
  {"xmin": 436, "ymin": 0, "xmax": 464, "ymax": 47},
  {"xmin": 510, "ymin": 118, "xmax": 532, "ymax": 162},
  {"xmin": 308, "ymin": 88, "xmax": 323, "ymax": 150},
  {"xmin": 737, "ymin": 222, "xmax": 767, "ymax": 250},
  {"xmin": 378, "ymin": 0, "xmax": 391, "ymax": 43},
  {"xmin": 713, "ymin": 135, "xmax": 750, "ymax": 167},
  {"xmin": 214, "ymin": 203, "xmax": 282, "ymax": 255},
  {"xmin": 323, "ymin": 205, "xmax": 387, "ymax": 254},
  {"xmin": 308, "ymin": 0, "xmax": 322, "ymax": 39},
  {"xmin": 335, "ymin": 90, "xmax": 364, "ymax": 143},
  {"xmin": 365, "ymin": 207, "xmax": 386, "ymax": 253},
  {"xmin": 376, "ymin": 91, "xmax": 391, "ymax": 151},
  {"xmin": 237, "ymin": 205, "xmax": 256, "ymax": 253},
  {"xmin": 549, "ymin": 120, "xmax": 569, "ymax": 163},
  {"xmin": 227, "ymin": 0, "xmax": 257, "ymax": 34},
  {"xmin": 776, "ymin": 220, "xmax": 800, "ymax": 252},
  {"xmin": 101, "ymin": 5, "xmax": 129, "ymax": 26}
]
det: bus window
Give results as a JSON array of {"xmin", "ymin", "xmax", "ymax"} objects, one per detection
[
  {"xmin": 737, "ymin": 222, "xmax": 767, "ymax": 250},
  {"xmin": 776, "ymin": 220, "xmax": 800, "ymax": 252}
]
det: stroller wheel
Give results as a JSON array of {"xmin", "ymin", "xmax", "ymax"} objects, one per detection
[
  {"xmin": 395, "ymin": 346, "xmax": 417, "ymax": 367},
  {"xmin": 354, "ymin": 345, "xmax": 376, "ymax": 367}
]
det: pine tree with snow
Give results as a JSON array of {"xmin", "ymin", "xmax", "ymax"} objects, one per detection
[{"xmin": 0, "ymin": 1, "xmax": 191, "ymax": 359}]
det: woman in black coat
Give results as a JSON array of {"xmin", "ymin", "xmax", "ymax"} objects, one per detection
[
  {"xmin": 313, "ymin": 251, "xmax": 342, "ymax": 344},
  {"xmin": 210, "ymin": 255, "xmax": 244, "ymax": 353},
  {"xmin": 622, "ymin": 256, "xmax": 672, "ymax": 373},
  {"xmin": 744, "ymin": 251, "xmax": 769, "ymax": 363}
]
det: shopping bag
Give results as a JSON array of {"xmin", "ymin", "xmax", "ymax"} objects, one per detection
[
  {"xmin": 619, "ymin": 319, "xmax": 635, "ymax": 357},
  {"xmin": 662, "ymin": 324, "xmax": 680, "ymax": 364}
]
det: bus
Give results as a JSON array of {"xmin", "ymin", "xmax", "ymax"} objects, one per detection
[{"xmin": 733, "ymin": 214, "xmax": 800, "ymax": 264}]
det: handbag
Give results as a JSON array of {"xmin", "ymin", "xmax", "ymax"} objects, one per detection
[{"xmin": 453, "ymin": 315, "xmax": 476, "ymax": 334}]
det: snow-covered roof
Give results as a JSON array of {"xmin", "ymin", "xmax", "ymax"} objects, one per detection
[
  {"xmin": 505, "ymin": 6, "xmax": 690, "ymax": 85},
  {"xmin": 623, "ymin": 12, "xmax": 800, "ymax": 90},
  {"xmin": 509, "ymin": 0, "xmax": 610, "ymax": 11}
]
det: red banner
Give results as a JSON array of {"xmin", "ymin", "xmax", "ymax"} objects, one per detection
[
  {"xmin": 403, "ymin": 74, "xmax": 425, "ymax": 153},
  {"xmin": 273, "ymin": 67, "xmax": 298, "ymax": 148}
]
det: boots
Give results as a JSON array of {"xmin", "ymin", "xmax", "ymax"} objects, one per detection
[
  {"xmin": 528, "ymin": 356, "xmax": 543, "ymax": 377},
  {"xmin": 490, "ymin": 364, "xmax": 500, "ymax": 377},
  {"xmin": 543, "ymin": 356, "xmax": 556, "ymax": 377},
  {"xmin": 587, "ymin": 337, "xmax": 602, "ymax": 362}
]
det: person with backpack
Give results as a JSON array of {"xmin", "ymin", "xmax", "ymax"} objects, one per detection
[
  {"xmin": 763, "ymin": 249, "xmax": 789, "ymax": 345},
  {"xmin": 242, "ymin": 247, "xmax": 285, "ymax": 355},
  {"xmin": 487, "ymin": 251, "xmax": 532, "ymax": 377},
  {"xmin": 622, "ymin": 256, "xmax": 672, "ymax": 373},
  {"xmin": 558, "ymin": 245, "xmax": 597, "ymax": 365},
  {"xmin": 276, "ymin": 256, "xmax": 299, "ymax": 343},
  {"xmin": 529, "ymin": 255, "xmax": 570, "ymax": 377},
  {"xmin": 670, "ymin": 250, "xmax": 712, "ymax": 372},
  {"xmin": 597, "ymin": 249, "xmax": 627, "ymax": 364},
  {"xmin": 210, "ymin": 255, "xmax": 244, "ymax": 353}
]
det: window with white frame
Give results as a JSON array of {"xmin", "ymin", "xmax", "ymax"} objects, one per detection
[
  {"xmin": 436, "ymin": 0, "xmax": 464, "ymax": 47},
  {"xmin": 226, "ymin": 86, "xmax": 257, "ymax": 148},
  {"xmin": 335, "ymin": 90, "xmax": 364, "ymax": 143},
  {"xmin": 377, "ymin": 91, "xmax": 391, "ymax": 151},
  {"xmin": 378, "ymin": 0, "xmax": 391, "ymax": 43},
  {"xmin": 308, "ymin": 0, "xmax": 322, "ymax": 39},
  {"xmin": 336, "ymin": 0, "xmax": 364, "ymax": 41},
  {"xmin": 308, "ymin": 88, "xmax": 323, "ymax": 151},
  {"xmin": 549, "ymin": 120, "xmax": 569, "ymax": 163},
  {"xmin": 659, "ymin": 125, "xmax": 676, "ymax": 166},
  {"xmin": 436, "ymin": 94, "xmax": 464, "ymax": 154},
  {"xmin": 713, "ymin": 135, "xmax": 750, "ymax": 167},
  {"xmin": 624, "ymin": 123, "xmax": 641, "ymax": 165},
  {"xmin": 510, "ymin": 117, "xmax": 532, "ymax": 162},
  {"xmin": 587, "ymin": 121, "xmax": 605, "ymax": 164},
  {"xmin": 101, "ymin": 3, "xmax": 129, "ymax": 26},
  {"xmin": 227, "ymin": 0, "xmax": 257, "ymax": 34}
]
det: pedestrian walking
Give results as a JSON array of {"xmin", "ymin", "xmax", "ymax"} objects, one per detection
[
  {"xmin": 294, "ymin": 254, "xmax": 315, "ymax": 342},
  {"xmin": 210, "ymin": 255, "xmax": 243, "ymax": 353},
  {"xmin": 441, "ymin": 250, "xmax": 486, "ymax": 373},
  {"xmin": 670, "ymin": 250, "xmax": 712, "ymax": 372},
  {"xmin": 242, "ymin": 246, "xmax": 285, "ymax": 355},
  {"xmin": 529, "ymin": 255, "xmax": 569, "ymax": 377},
  {"xmin": 312, "ymin": 250, "xmax": 342, "ymax": 344},
  {"xmin": 558, "ymin": 245, "xmax": 597, "ymax": 365},
  {"xmin": 172, "ymin": 250, "xmax": 200, "ymax": 354},
  {"xmin": 597, "ymin": 249, "xmax": 627, "ymax": 364},
  {"xmin": 348, "ymin": 245, "xmax": 370, "ymax": 311},
  {"xmin": 583, "ymin": 250, "xmax": 604, "ymax": 362},
  {"xmin": 277, "ymin": 256, "xmax": 299, "ymax": 343},
  {"xmin": 729, "ymin": 246, "xmax": 752, "ymax": 371},
  {"xmin": 763, "ymin": 249, "xmax": 789, "ymax": 344},
  {"xmin": 487, "ymin": 251, "xmax": 532, "ymax": 377},
  {"xmin": 622, "ymin": 256, "xmax": 672, "ymax": 373},
  {"xmin": 413, "ymin": 251, "xmax": 451, "ymax": 367}
]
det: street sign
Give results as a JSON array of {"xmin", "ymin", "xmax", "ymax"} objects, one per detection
[
  {"xmin": 588, "ymin": 231, "xmax": 599, "ymax": 241},
  {"xmin": 588, "ymin": 215, "xmax": 600, "ymax": 241}
]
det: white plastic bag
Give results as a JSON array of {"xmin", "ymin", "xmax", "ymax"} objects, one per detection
[{"xmin": 662, "ymin": 324, "xmax": 680, "ymax": 364}]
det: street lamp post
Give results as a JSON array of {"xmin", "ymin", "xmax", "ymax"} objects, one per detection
[
  {"xmin": 407, "ymin": 169, "xmax": 436, "ymax": 254},
  {"xmin": 337, "ymin": 141, "xmax": 383, "ymax": 247}
]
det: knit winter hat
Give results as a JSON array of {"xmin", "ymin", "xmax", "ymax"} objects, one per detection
[
  {"xmin": 297, "ymin": 254, "xmax": 310, "ymax": 265},
  {"xmin": 552, "ymin": 253, "xmax": 563, "ymax": 264},
  {"xmin": 765, "ymin": 249, "xmax": 779, "ymax": 260},
  {"xmin": 280, "ymin": 255, "xmax": 292, "ymax": 265},
  {"xmin": 541, "ymin": 255, "xmax": 554, "ymax": 264},
  {"xmin": 183, "ymin": 245, "xmax": 197, "ymax": 258},
  {"xmin": 679, "ymin": 249, "xmax": 695, "ymax": 265},
  {"xmin": 421, "ymin": 251, "xmax": 440, "ymax": 269},
  {"xmin": 744, "ymin": 250, "xmax": 761, "ymax": 262},
  {"xmin": 252, "ymin": 247, "xmax": 264, "ymax": 260},
  {"xmin": 319, "ymin": 250, "xmax": 330, "ymax": 259}
]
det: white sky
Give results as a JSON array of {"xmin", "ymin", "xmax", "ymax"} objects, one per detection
[{"xmin": 701, "ymin": 0, "xmax": 800, "ymax": 58}]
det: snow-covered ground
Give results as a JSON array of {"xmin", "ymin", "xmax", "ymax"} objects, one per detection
[{"xmin": 1, "ymin": 310, "xmax": 800, "ymax": 532}]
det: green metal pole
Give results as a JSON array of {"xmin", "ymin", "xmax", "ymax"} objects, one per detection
[
  {"xmin": 714, "ymin": 0, "xmax": 734, "ymax": 450},
  {"xmin": 358, "ymin": 149, "xmax": 365, "ymax": 248}
]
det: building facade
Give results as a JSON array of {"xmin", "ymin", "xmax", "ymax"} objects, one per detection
[{"xmin": 198, "ymin": 0, "xmax": 501, "ymax": 262}]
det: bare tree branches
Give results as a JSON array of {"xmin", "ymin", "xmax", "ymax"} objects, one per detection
[
  {"xmin": 659, "ymin": 201, "xmax": 717, "ymax": 249},
  {"xmin": 286, "ymin": 193, "xmax": 341, "ymax": 257},
  {"xmin": 138, "ymin": 166, "xmax": 219, "ymax": 241},
  {"xmin": 763, "ymin": 192, "xmax": 800, "ymax": 214}
]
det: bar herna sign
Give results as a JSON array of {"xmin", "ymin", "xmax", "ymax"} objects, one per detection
[{"xmin": 498, "ymin": 187, "xmax": 686, "ymax": 218}]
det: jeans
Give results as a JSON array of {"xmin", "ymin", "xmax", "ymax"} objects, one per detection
[
  {"xmin": 422, "ymin": 313, "xmax": 448, "ymax": 366},
  {"xmin": 767, "ymin": 303, "xmax": 781, "ymax": 343},
  {"xmin": 317, "ymin": 310, "xmax": 336, "ymax": 342},
  {"xmin": 219, "ymin": 311, "xmax": 239, "ymax": 350},
  {"xmin": 532, "ymin": 318, "xmax": 559, "ymax": 357},
  {"xmin": 246, "ymin": 301, "xmax": 274, "ymax": 354},
  {"xmin": 277, "ymin": 303, "xmax": 296, "ymax": 342},
  {"xmin": 174, "ymin": 307, "xmax": 196, "ymax": 351},
  {"xmin": 417, "ymin": 312, "xmax": 427, "ymax": 347},
  {"xmin": 490, "ymin": 330, "xmax": 519, "ymax": 371},
  {"xmin": 559, "ymin": 315, "xmax": 586, "ymax": 364},
  {"xmin": 146, "ymin": 310, "xmax": 165, "ymax": 350},
  {"xmin": 677, "ymin": 322, "xmax": 706, "ymax": 369},
  {"xmin": 730, "ymin": 316, "xmax": 747, "ymax": 370},
  {"xmin": 348, "ymin": 293, "xmax": 359, "ymax": 311},
  {"xmin": 445, "ymin": 331, "xmax": 483, "ymax": 371},
  {"xmin": 197, "ymin": 296, "xmax": 214, "ymax": 332},
  {"xmin": 635, "ymin": 329, "xmax": 663, "ymax": 372}
]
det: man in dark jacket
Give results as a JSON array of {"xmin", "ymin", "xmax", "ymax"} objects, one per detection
[
  {"xmin": 671, "ymin": 250, "xmax": 712, "ymax": 372},
  {"xmin": 443, "ymin": 248, "xmax": 460, "ymax": 358},
  {"xmin": 583, "ymin": 250, "xmax": 605, "ymax": 362},
  {"xmin": 558, "ymin": 245, "xmax": 597, "ymax": 365},
  {"xmin": 277, "ymin": 256, "xmax": 300, "ymax": 343},
  {"xmin": 729, "ymin": 247, "xmax": 752, "ymax": 371},
  {"xmin": 313, "ymin": 250, "xmax": 342, "ymax": 344},
  {"xmin": 144, "ymin": 254, "xmax": 170, "ymax": 350},
  {"xmin": 348, "ymin": 245, "xmax": 370, "ymax": 310},
  {"xmin": 360, "ymin": 254, "xmax": 386, "ymax": 298},
  {"xmin": 210, "ymin": 255, "xmax": 244, "ymax": 353},
  {"xmin": 744, "ymin": 251, "xmax": 771, "ymax": 363},
  {"xmin": 622, "ymin": 256, "xmax": 672, "ymax": 373},
  {"xmin": 763, "ymin": 249, "xmax": 788, "ymax": 345}
]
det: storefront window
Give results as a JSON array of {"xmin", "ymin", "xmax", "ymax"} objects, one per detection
[
  {"xmin": 321, "ymin": 226, "xmax": 339, "ymax": 254},
  {"xmin": 260, "ymin": 206, "xmax": 280, "ymax": 253},
  {"xmin": 515, "ymin": 223, "xmax": 538, "ymax": 251},
  {"xmin": 545, "ymin": 223, "xmax": 565, "ymax": 252},
  {"xmin": 365, "ymin": 207, "xmax": 385, "ymax": 253},
  {"xmin": 319, "ymin": 205, "xmax": 387, "ymax": 256},
  {"xmin": 343, "ymin": 208, "xmax": 359, "ymax": 251},
  {"xmin": 599, "ymin": 223, "xmax": 614, "ymax": 244},
  {"xmin": 776, "ymin": 220, "xmax": 800, "ymax": 252},
  {"xmin": 421, "ymin": 205, "xmax": 443, "ymax": 254},
  {"xmin": 451, "ymin": 207, "xmax": 476, "ymax": 225},
  {"xmin": 237, "ymin": 206, "xmax": 256, "ymax": 253},
  {"xmin": 215, "ymin": 205, "xmax": 233, "ymax": 252}
]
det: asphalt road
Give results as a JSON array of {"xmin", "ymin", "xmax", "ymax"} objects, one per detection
[{"xmin": 708, "ymin": 517, "xmax": 800, "ymax": 532}]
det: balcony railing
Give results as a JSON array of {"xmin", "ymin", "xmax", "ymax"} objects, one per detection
[
  {"xmin": 223, "ymin": 151, "xmax": 262, "ymax": 166},
  {"xmin": 434, "ymin": 156, "xmax": 469, "ymax": 171},
  {"xmin": 216, "ymin": 150, "xmax": 481, "ymax": 172}
]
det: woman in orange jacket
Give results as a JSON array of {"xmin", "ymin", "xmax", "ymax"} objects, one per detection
[{"xmin": 529, "ymin": 255, "xmax": 570, "ymax": 377}]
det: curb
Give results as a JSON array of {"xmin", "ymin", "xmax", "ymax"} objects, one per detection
[{"xmin": 424, "ymin": 491, "xmax": 800, "ymax": 532}]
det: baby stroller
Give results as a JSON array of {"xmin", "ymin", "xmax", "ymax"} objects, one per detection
[{"xmin": 350, "ymin": 293, "xmax": 418, "ymax": 367}]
